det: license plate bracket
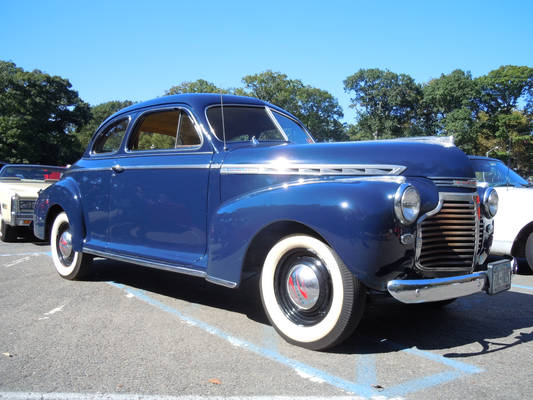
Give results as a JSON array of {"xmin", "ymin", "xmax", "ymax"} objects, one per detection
[{"xmin": 486, "ymin": 259, "xmax": 512, "ymax": 295}]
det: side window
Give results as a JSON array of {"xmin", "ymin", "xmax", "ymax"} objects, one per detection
[
  {"xmin": 128, "ymin": 109, "xmax": 200, "ymax": 151},
  {"xmin": 92, "ymin": 118, "xmax": 129, "ymax": 154},
  {"xmin": 177, "ymin": 111, "xmax": 201, "ymax": 146}
]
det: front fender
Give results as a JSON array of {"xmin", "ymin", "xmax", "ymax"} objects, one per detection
[
  {"xmin": 34, "ymin": 177, "xmax": 85, "ymax": 251},
  {"xmin": 206, "ymin": 178, "xmax": 413, "ymax": 290}
]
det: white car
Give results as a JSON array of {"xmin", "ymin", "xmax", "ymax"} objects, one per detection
[
  {"xmin": 0, "ymin": 164, "xmax": 65, "ymax": 242},
  {"xmin": 470, "ymin": 156, "xmax": 533, "ymax": 271}
]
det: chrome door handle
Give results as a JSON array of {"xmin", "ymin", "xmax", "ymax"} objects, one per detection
[{"xmin": 112, "ymin": 164, "xmax": 124, "ymax": 173}]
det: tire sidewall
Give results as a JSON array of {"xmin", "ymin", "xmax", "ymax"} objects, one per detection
[
  {"xmin": 51, "ymin": 212, "xmax": 81, "ymax": 279},
  {"xmin": 260, "ymin": 235, "xmax": 349, "ymax": 346}
]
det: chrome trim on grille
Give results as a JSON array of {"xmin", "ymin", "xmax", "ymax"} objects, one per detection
[
  {"xmin": 415, "ymin": 192, "xmax": 480, "ymax": 272},
  {"xmin": 429, "ymin": 177, "xmax": 477, "ymax": 188},
  {"xmin": 220, "ymin": 163, "xmax": 406, "ymax": 176}
]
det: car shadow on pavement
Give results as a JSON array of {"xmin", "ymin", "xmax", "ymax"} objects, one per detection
[
  {"xmin": 334, "ymin": 289, "xmax": 533, "ymax": 356},
  {"xmin": 86, "ymin": 257, "xmax": 270, "ymax": 325},
  {"xmin": 84, "ymin": 257, "xmax": 533, "ymax": 357}
]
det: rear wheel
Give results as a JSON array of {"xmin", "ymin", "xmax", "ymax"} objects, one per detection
[
  {"xmin": 260, "ymin": 235, "xmax": 366, "ymax": 350},
  {"xmin": 51, "ymin": 212, "xmax": 92, "ymax": 280},
  {"xmin": 0, "ymin": 218, "xmax": 16, "ymax": 242}
]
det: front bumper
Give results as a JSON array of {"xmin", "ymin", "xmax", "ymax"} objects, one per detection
[
  {"xmin": 387, "ymin": 258, "xmax": 515, "ymax": 304},
  {"xmin": 11, "ymin": 212, "xmax": 34, "ymax": 226}
]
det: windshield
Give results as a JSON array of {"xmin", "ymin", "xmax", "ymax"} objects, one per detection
[
  {"xmin": 0, "ymin": 166, "xmax": 65, "ymax": 181},
  {"xmin": 206, "ymin": 106, "xmax": 313, "ymax": 145},
  {"xmin": 471, "ymin": 159, "xmax": 529, "ymax": 187}
]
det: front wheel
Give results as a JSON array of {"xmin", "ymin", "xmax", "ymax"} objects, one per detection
[
  {"xmin": 260, "ymin": 235, "xmax": 366, "ymax": 350},
  {"xmin": 1, "ymin": 218, "xmax": 17, "ymax": 242},
  {"xmin": 51, "ymin": 212, "xmax": 92, "ymax": 280}
]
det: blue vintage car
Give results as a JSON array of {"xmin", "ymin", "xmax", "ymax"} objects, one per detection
[{"xmin": 34, "ymin": 94, "xmax": 513, "ymax": 350}]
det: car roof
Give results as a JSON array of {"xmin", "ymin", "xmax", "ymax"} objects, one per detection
[{"xmin": 101, "ymin": 93, "xmax": 290, "ymax": 127}]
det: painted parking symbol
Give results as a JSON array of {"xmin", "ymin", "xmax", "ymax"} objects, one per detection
[{"xmin": 108, "ymin": 281, "xmax": 483, "ymax": 398}]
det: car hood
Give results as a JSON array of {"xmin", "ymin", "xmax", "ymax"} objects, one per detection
[
  {"xmin": 0, "ymin": 181, "xmax": 53, "ymax": 198},
  {"xmin": 222, "ymin": 140, "xmax": 474, "ymax": 178}
]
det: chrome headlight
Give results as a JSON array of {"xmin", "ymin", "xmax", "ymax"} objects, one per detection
[
  {"xmin": 394, "ymin": 184, "xmax": 421, "ymax": 225},
  {"xmin": 483, "ymin": 187, "xmax": 498, "ymax": 218}
]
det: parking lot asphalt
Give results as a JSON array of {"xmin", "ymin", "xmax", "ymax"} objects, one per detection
[{"xmin": 1, "ymin": 239, "xmax": 532, "ymax": 400}]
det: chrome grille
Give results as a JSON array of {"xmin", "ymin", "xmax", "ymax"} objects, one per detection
[{"xmin": 416, "ymin": 194, "xmax": 479, "ymax": 271}]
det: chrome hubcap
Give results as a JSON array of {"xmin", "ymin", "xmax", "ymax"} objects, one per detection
[
  {"xmin": 286, "ymin": 263, "xmax": 320, "ymax": 310},
  {"xmin": 58, "ymin": 230, "xmax": 73, "ymax": 259}
]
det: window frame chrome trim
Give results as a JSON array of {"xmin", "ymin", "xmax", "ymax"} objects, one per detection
[
  {"xmin": 90, "ymin": 116, "xmax": 132, "ymax": 157},
  {"xmin": 267, "ymin": 107, "xmax": 315, "ymax": 144},
  {"xmin": 204, "ymin": 104, "xmax": 314, "ymax": 145},
  {"xmin": 124, "ymin": 106, "xmax": 204, "ymax": 154}
]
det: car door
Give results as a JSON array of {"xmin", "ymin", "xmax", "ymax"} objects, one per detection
[
  {"xmin": 76, "ymin": 116, "xmax": 130, "ymax": 252},
  {"xmin": 106, "ymin": 107, "xmax": 213, "ymax": 267}
]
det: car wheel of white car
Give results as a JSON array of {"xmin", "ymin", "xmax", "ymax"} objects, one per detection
[
  {"xmin": 260, "ymin": 235, "xmax": 366, "ymax": 350},
  {"xmin": 526, "ymin": 232, "xmax": 533, "ymax": 273},
  {"xmin": 0, "ymin": 218, "xmax": 16, "ymax": 242},
  {"xmin": 51, "ymin": 212, "xmax": 92, "ymax": 280}
]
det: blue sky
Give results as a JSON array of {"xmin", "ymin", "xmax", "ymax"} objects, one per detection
[{"xmin": 1, "ymin": 0, "xmax": 532, "ymax": 123}]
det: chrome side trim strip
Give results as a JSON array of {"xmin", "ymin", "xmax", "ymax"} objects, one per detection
[
  {"xmin": 220, "ymin": 163, "xmax": 406, "ymax": 176},
  {"xmin": 205, "ymin": 275, "xmax": 238, "ymax": 288},
  {"xmin": 69, "ymin": 164, "xmax": 211, "ymax": 173},
  {"xmin": 84, "ymin": 248, "xmax": 207, "ymax": 278},
  {"xmin": 83, "ymin": 248, "xmax": 239, "ymax": 288}
]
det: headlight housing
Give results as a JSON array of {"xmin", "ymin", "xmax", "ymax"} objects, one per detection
[
  {"xmin": 482, "ymin": 187, "xmax": 498, "ymax": 218},
  {"xmin": 394, "ymin": 184, "xmax": 421, "ymax": 225}
]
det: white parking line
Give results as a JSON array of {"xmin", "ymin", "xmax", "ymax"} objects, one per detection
[
  {"xmin": 3, "ymin": 257, "xmax": 31, "ymax": 268},
  {"xmin": 0, "ymin": 393, "xmax": 384, "ymax": 400}
]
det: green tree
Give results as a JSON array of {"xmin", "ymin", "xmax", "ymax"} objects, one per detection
[
  {"xmin": 75, "ymin": 100, "xmax": 134, "ymax": 149},
  {"xmin": 241, "ymin": 71, "xmax": 347, "ymax": 141},
  {"xmin": 474, "ymin": 66, "xmax": 533, "ymax": 174},
  {"xmin": 0, "ymin": 61, "xmax": 90, "ymax": 164},
  {"xmin": 166, "ymin": 79, "xmax": 228, "ymax": 95},
  {"xmin": 344, "ymin": 68, "xmax": 424, "ymax": 139},
  {"xmin": 422, "ymin": 70, "xmax": 480, "ymax": 152}
]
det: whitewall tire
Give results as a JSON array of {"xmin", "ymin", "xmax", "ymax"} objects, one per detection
[
  {"xmin": 51, "ymin": 212, "xmax": 91, "ymax": 280},
  {"xmin": 260, "ymin": 235, "xmax": 366, "ymax": 350}
]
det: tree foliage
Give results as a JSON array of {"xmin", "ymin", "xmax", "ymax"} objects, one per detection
[
  {"xmin": 344, "ymin": 66, "xmax": 533, "ymax": 175},
  {"xmin": 0, "ymin": 61, "xmax": 90, "ymax": 164},
  {"xmin": 344, "ymin": 68, "xmax": 423, "ymax": 139},
  {"xmin": 240, "ymin": 71, "xmax": 347, "ymax": 141},
  {"xmin": 166, "ymin": 79, "xmax": 228, "ymax": 95}
]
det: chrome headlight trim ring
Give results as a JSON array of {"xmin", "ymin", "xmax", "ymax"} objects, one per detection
[
  {"xmin": 483, "ymin": 187, "xmax": 498, "ymax": 218},
  {"xmin": 394, "ymin": 183, "xmax": 421, "ymax": 225}
]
